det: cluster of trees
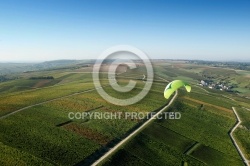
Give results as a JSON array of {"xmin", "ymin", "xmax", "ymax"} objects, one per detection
[
  {"xmin": 29, "ymin": 76, "xmax": 54, "ymax": 79},
  {"xmin": 0, "ymin": 75, "xmax": 10, "ymax": 82},
  {"xmin": 0, "ymin": 75, "xmax": 18, "ymax": 82}
]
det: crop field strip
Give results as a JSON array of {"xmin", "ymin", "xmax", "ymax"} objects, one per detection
[
  {"xmin": 184, "ymin": 91, "xmax": 235, "ymax": 109},
  {"xmin": 182, "ymin": 96, "xmax": 233, "ymax": 113},
  {"xmin": 0, "ymin": 72, "xmax": 95, "ymax": 94},
  {"xmin": 5, "ymin": 72, "xmax": 106, "ymax": 93},
  {"xmin": 0, "ymin": 142, "xmax": 53, "ymax": 165}
]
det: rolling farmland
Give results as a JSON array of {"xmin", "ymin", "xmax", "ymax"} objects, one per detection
[{"xmin": 0, "ymin": 60, "xmax": 249, "ymax": 165}]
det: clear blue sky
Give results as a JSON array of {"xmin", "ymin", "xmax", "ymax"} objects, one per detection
[{"xmin": 0, "ymin": 0, "xmax": 249, "ymax": 61}]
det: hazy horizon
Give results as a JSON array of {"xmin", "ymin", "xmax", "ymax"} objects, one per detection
[{"xmin": 1, "ymin": 58, "xmax": 250, "ymax": 64}]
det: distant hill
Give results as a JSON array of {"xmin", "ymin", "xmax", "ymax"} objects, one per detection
[{"xmin": 0, "ymin": 59, "xmax": 95, "ymax": 76}]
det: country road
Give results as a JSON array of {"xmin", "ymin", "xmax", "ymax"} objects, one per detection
[
  {"xmin": 243, "ymin": 107, "xmax": 250, "ymax": 111},
  {"xmin": 157, "ymin": 76, "xmax": 169, "ymax": 82},
  {"xmin": 91, "ymin": 90, "xmax": 178, "ymax": 166},
  {"xmin": 230, "ymin": 107, "xmax": 250, "ymax": 166}
]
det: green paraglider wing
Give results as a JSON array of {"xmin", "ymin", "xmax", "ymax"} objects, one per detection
[{"xmin": 164, "ymin": 80, "xmax": 191, "ymax": 99}]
